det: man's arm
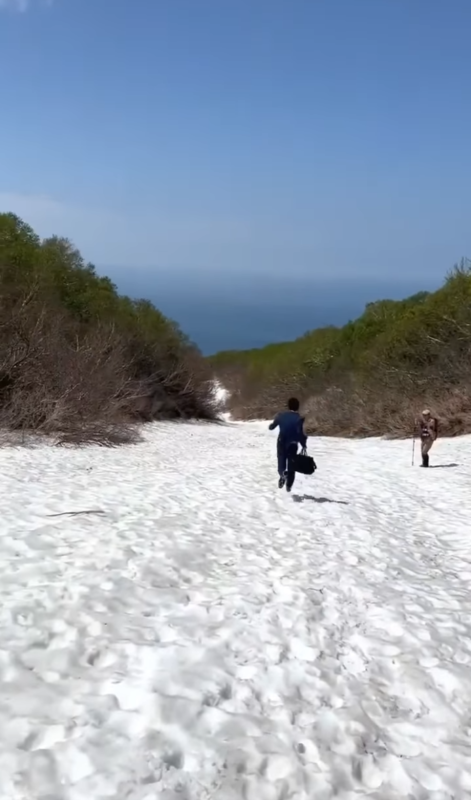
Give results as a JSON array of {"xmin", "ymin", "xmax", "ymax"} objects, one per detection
[
  {"xmin": 268, "ymin": 413, "xmax": 280, "ymax": 431},
  {"xmin": 298, "ymin": 417, "xmax": 308, "ymax": 448}
]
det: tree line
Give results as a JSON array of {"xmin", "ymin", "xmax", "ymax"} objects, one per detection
[
  {"xmin": 210, "ymin": 262, "xmax": 471, "ymax": 438},
  {"xmin": 0, "ymin": 213, "xmax": 216, "ymax": 445}
]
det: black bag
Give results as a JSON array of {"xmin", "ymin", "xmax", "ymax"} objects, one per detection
[{"xmin": 293, "ymin": 452, "xmax": 316, "ymax": 475}]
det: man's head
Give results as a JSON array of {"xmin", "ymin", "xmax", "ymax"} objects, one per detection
[
  {"xmin": 422, "ymin": 408, "xmax": 431, "ymax": 418},
  {"xmin": 288, "ymin": 397, "xmax": 300, "ymax": 412}
]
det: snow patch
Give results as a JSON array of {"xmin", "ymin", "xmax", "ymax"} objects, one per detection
[
  {"xmin": 211, "ymin": 379, "xmax": 232, "ymax": 421},
  {"xmin": 0, "ymin": 422, "xmax": 470, "ymax": 798}
]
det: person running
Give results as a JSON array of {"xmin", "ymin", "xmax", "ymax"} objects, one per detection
[
  {"xmin": 269, "ymin": 397, "xmax": 308, "ymax": 491},
  {"xmin": 417, "ymin": 408, "xmax": 438, "ymax": 467}
]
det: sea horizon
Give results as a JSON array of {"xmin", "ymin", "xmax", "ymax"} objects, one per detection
[{"xmin": 106, "ymin": 269, "xmax": 440, "ymax": 355}]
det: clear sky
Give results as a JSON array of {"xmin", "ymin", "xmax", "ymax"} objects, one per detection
[{"xmin": 1, "ymin": 0, "xmax": 470, "ymax": 282}]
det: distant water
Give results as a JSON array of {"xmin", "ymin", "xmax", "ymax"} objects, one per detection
[
  {"xmin": 154, "ymin": 298, "xmax": 358, "ymax": 354},
  {"xmin": 110, "ymin": 269, "xmax": 433, "ymax": 355}
]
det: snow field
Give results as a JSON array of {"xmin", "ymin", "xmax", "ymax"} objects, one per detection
[{"xmin": 0, "ymin": 421, "xmax": 470, "ymax": 799}]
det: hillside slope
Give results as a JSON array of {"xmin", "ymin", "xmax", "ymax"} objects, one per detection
[
  {"xmin": 0, "ymin": 213, "xmax": 215, "ymax": 442},
  {"xmin": 210, "ymin": 264, "xmax": 471, "ymax": 438}
]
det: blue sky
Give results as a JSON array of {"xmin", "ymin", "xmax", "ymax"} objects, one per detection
[{"xmin": 1, "ymin": 0, "xmax": 470, "ymax": 282}]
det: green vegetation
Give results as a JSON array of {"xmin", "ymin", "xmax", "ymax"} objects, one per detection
[
  {"xmin": 210, "ymin": 263, "xmax": 471, "ymax": 437},
  {"xmin": 0, "ymin": 213, "xmax": 215, "ymax": 444}
]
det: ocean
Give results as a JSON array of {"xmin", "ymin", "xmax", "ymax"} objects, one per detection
[{"xmin": 110, "ymin": 270, "xmax": 433, "ymax": 355}]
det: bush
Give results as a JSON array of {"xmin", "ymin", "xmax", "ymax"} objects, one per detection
[
  {"xmin": 0, "ymin": 213, "xmax": 216, "ymax": 444},
  {"xmin": 210, "ymin": 262, "xmax": 471, "ymax": 438}
]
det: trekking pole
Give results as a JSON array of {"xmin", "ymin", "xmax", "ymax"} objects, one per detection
[{"xmin": 411, "ymin": 435, "xmax": 415, "ymax": 466}]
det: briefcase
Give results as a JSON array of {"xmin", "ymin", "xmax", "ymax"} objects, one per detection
[{"xmin": 294, "ymin": 453, "xmax": 316, "ymax": 475}]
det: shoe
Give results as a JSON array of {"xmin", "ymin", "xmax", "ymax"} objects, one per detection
[{"xmin": 278, "ymin": 475, "xmax": 285, "ymax": 489}]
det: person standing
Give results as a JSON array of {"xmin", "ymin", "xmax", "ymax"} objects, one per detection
[
  {"xmin": 269, "ymin": 397, "xmax": 308, "ymax": 491},
  {"xmin": 417, "ymin": 408, "xmax": 438, "ymax": 467}
]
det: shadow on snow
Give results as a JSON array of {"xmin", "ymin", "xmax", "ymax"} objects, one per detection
[{"xmin": 292, "ymin": 494, "xmax": 349, "ymax": 505}]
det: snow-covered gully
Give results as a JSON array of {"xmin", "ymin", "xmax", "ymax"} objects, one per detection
[{"xmin": 0, "ymin": 421, "xmax": 470, "ymax": 799}]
